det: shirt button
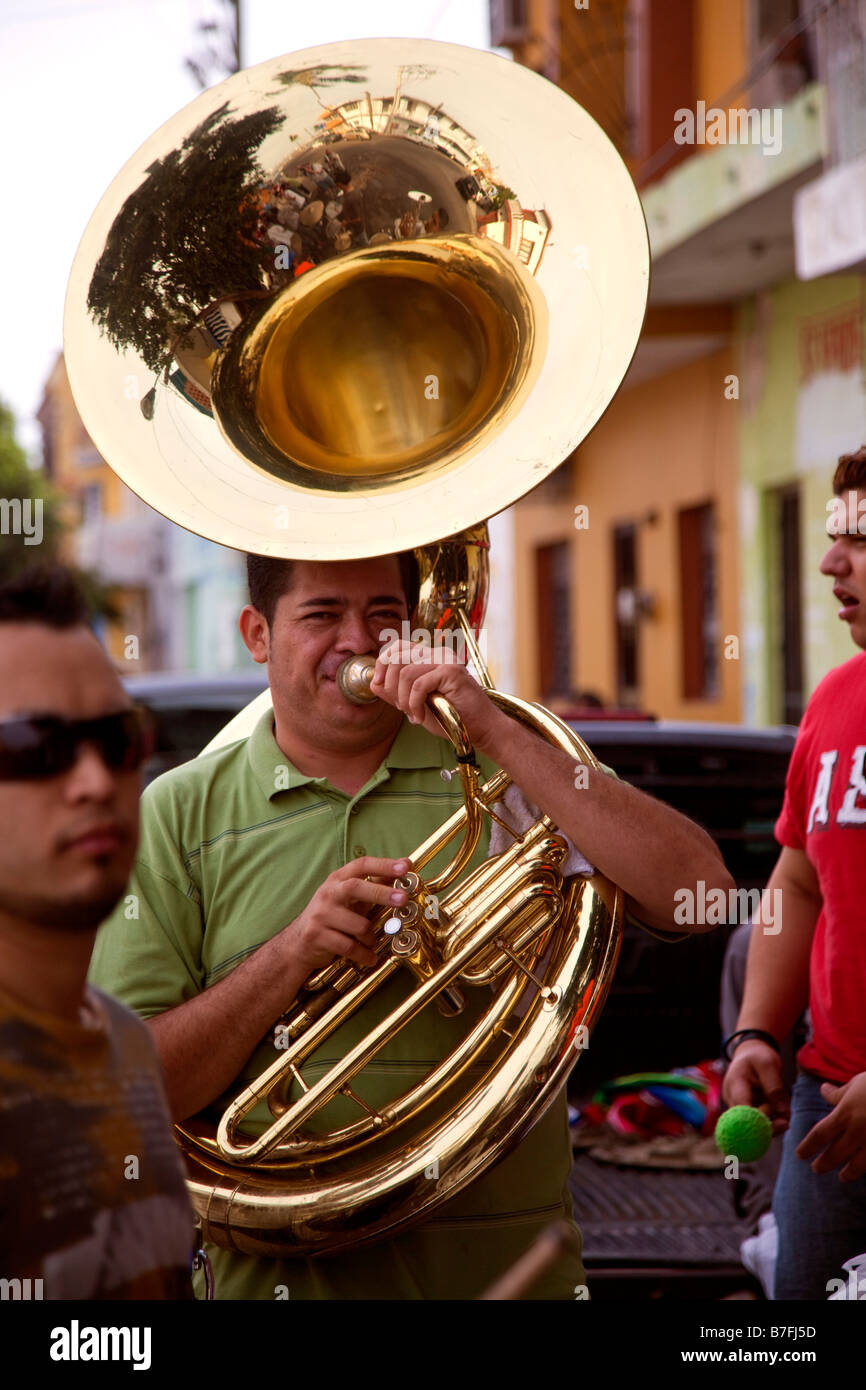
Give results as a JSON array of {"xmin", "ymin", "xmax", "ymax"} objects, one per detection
[
  {"xmin": 350, "ymin": 806, "xmax": 359, "ymax": 816},
  {"xmin": 352, "ymin": 844, "xmax": 366, "ymax": 858}
]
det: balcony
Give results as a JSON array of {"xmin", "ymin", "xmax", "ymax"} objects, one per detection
[
  {"xmin": 621, "ymin": 83, "xmax": 826, "ymax": 391},
  {"xmin": 641, "ymin": 84, "xmax": 826, "ymax": 305}
]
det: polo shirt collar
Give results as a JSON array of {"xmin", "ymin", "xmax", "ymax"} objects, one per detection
[{"xmin": 247, "ymin": 705, "xmax": 446, "ymax": 802}]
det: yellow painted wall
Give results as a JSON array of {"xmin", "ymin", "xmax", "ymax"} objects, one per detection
[
  {"xmin": 39, "ymin": 353, "xmax": 143, "ymax": 665},
  {"xmin": 512, "ymin": 349, "xmax": 741, "ymax": 721},
  {"xmin": 42, "ymin": 354, "xmax": 125, "ymax": 520}
]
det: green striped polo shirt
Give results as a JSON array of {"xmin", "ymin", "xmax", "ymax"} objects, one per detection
[{"xmin": 90, "ymin": 707, "xmax": 612, "ymax": 1300}]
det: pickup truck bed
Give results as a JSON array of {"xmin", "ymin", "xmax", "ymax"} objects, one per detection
[
  {"xmin": 570, "ymin": 1156, "xmax": 757, "ymax": 1298},
  {"xmin": 560, "ymin": 720, "xmax": 796, "ymax": 1298}
]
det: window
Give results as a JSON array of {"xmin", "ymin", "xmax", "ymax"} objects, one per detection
[
  {"xmin": 535, "ymin": 541, "xmax": 572, "ymax": 698},
  {"xmin": 678, "ymin": 503, "xmax": 719, "ymax": 700},
  {"xmin": 80, "ymin": 484, "xmax": 102, "ymax": 525},
  {"xmin": 770, "ymin": 484, "xmax": 804, "ymax": 725},
  {"xmin": 613, "ymin": 523, "xmax": 638, "ymax": 704},
  {"xmin": 749, "ymin": 0, "xmax": 816, "ymax": 110},
  {"xmin": 73, "ymin": 436, "xmax": 102, "ymax": 468},
  {"xmin": 810, "ymin": 0, "xmax": 866, "ymax": 165},
  {"xmin": 37, "ymin": 398, "xmax": 56, "ymax": 480},
  {"xmin": 627, "ymin": 0, "xmax": 695, "ymax": 182},
  {"xmin": 489, "ymin": 0, "xmax": 528, "ymax": 48}
]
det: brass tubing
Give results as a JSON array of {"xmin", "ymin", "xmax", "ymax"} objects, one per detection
[
  {"xmin": 218, "ymin": 881, "xmax": 559, "ymax": 1161},
  {"xmin": 183, "ymin": 878, "xmax": 621, "ymax": 1257},
  {"xmin": 239, "ymin": 934, "xmax": 551, "ymax": 1166},
  {"xmin": 218, "ymin": 954, "xmax": 404, "ymax": 1154}
]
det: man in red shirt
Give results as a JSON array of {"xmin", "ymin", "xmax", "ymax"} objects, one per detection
[{"xmin": 723, "ymin": 445, "xmax": 866, "ymax": 1299}]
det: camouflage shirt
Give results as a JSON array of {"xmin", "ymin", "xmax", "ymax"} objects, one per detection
[{"xmin": 0, "ymin": 983, "xmax": 194, "ymax": 1299}]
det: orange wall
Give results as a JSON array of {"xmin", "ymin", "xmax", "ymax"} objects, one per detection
[
  {"xmin": 695, "ymin": 0, "xmax": 749, "ymax": 113},
  {"xmin": 512, "ymin": 349, "xmax": 741, "ymax": 721},
  {"xmin": 43, "ymin": 355, "xmax": 126, "ymax": 520}
]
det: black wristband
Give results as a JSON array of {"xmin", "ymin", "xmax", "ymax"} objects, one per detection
[{"xmin": 722, "ymin": 1028, "xmax": 781, "ymax": 1063}]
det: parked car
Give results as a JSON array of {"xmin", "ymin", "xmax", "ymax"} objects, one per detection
[{"xmin": 123, "ymin": 671, "xmax": 268, "ymax": 785}]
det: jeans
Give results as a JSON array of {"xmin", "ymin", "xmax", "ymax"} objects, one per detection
[{"xmin": 773, "ymin": 1070, "xmax": 866, "ymax": 1299}]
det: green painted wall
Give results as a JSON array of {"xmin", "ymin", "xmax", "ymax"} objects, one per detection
[{"xmin": 738, "ymin": 274, "xmax": 866, "ymax": 725}]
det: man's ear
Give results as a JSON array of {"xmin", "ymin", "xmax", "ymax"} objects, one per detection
[{"xmin": 239, "ymin": 605, "xmax": 269, "ymax": 664}]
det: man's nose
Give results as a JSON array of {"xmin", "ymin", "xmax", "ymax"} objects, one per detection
[
  {"xmin": 335, "ymin": 611, "xmax": 379, "ymax": 653},
  {"xmin": 63, "ymin": 741, "xmax": 118, "ymax": 800},
  {"xmin": 820, "ymin": 539, "xmax": 848, "ymax": 575}
]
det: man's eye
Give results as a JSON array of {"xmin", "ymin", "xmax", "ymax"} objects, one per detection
[
  {"xmin": 305, "ymin": 612, "xmax": 333, "ymax": 620},
  {"xmin": 372, "ymin": 611, "xmax": 403, "ymax": 622}
]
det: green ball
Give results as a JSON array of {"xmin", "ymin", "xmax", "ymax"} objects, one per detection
[{"xmin": 715, "ymin": 1106, "xmax": 773, "ymax": 1162}]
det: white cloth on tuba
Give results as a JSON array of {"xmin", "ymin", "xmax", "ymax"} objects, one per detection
[{"xmin": 488, "ymin": 782, "xmax": 596, "ymax": 876}]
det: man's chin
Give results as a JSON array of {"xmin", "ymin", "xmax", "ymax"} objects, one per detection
[
  {"xmin": 322, "ymin": 676, "xmax": 370, "ymax": 707},
  {"xmin": 321, "ymin": 680, "xmax": 397, "ymax": 725},
  {"xmin": 0, "ymin": 880, "xmax": 129, "ymax": 933}
]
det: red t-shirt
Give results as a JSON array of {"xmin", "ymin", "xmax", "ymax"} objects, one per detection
[{"xmin": 774, "ymin": 650, "xmax": 866, "ymax": 1082}]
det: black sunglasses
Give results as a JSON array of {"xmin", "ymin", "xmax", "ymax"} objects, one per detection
[{"xmin": 0, "ymin": 708, "xmax": 154, "ymax": 782}]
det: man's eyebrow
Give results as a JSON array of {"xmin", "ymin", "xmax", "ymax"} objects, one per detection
[{"xmin": 296, "ymin": 595, "xmax": 404, "ymax": 608}]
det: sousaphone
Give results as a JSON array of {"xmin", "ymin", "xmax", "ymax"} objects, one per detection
[{"xmin": 64, "ymin": 37, "xmax": 649, "ymax": 1256}]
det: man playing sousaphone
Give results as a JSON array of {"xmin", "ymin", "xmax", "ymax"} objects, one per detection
[
  {"xmin": 90, "ymin": 547, "xmax": 732, "ymax": 1299},
  {"xmin": 66, "ymin": 30, "xmax": 734, "ymax": 1300}
]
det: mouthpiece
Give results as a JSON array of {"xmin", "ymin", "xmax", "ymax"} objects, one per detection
[{"xmin": 336, "ymin": 654, "xmax": 379, "ymax": 704}]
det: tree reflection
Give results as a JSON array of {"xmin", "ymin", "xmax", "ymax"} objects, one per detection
[{"xmin": 87, "ymin": 103, "xmax": 284, "ymax": 373}]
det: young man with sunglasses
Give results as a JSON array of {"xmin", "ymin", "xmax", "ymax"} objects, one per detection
[{"xmin": 0, "ymin": 565, "xmax": 194, "ymax": 1298}]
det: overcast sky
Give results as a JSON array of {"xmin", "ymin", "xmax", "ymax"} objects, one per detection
[{"xmin": 0, "ymin": 0, "xmax": 491, "ymax": 460}]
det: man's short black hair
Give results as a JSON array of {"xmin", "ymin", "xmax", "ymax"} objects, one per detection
[
  {"xmin": 246, "ymin": 551, "xmax": 420, "ymax": 626},
  {"xmin": 0, "ymin": 564, "xmax": 90, "ymax": 628},
  {"xmin": 834, "ymin": 445, "xmax": 866, "ymax": 495}
]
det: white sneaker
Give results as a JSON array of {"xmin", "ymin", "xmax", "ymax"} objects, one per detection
[
  {"xmin": 740, "ymin": 1211, "xmax": 777, "ymax": 1298},
  {"xmin": 828, "ymin": 1252, "xmax": 866, "ymax": 1300}
]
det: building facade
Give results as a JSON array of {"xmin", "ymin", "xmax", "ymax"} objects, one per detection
[
  {"xmin": 491, "ymin": 0, "xmax": 866, "ymax": 725},
  {"xmin": 37, "ymin": 352, "xmax": 250, "ymax": 674}
]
